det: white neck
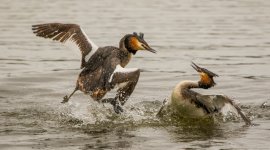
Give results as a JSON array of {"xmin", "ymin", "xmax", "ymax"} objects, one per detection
[
  {"xmin": 171, "ymin": 80, "xmax": 199, "ymax": 100},
  {"xmin": 173, "ymin": 80, "xmax": 199, "ymax": 97},
  {"xmin": 177, "ymin": 80, "xmax": 199, "ymax": 90}
]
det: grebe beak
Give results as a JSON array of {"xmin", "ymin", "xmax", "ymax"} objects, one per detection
[
  {"xmin": 142, "ymin": 44, "xmax": 156, "ymax": 53},
  {"xmin": 191, "ymin": 62, "xmax": 201, "ymax": 73},
  {"xmin": 145, "ymin": 47, "xmax": 157, "ymax": 53},
  {"xmin": 191, "ymin": 61, "xmax": 219, "ymax": 77}
]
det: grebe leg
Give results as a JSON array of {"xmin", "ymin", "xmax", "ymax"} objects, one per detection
[
  {"xmin": 61, "ymin": 86, "xmax": 78, "ymax": 103},
  {"xmin": 101, "ymin": 68, "xmax": 140, "ymax": 113}
]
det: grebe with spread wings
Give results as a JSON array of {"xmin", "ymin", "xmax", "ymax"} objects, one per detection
[
  {"xmin": 157, "ymin": 62, "xmax": 251, "ymax": 125},
  {"xmin": 32, "ymin": 23, "xmax": 156, "ymax": 113}
]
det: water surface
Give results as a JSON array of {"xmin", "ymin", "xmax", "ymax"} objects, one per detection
[{"xmin": 1, "ymin": 0, "xmax": 270, "ymax": 149}]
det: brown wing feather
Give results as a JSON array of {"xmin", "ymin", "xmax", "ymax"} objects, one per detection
[
  {"xmin": 32, "ymin": 23, "xmax": 96, "ymax": 68},
  {"xmin": 195, "ymin": 95, "xmax": 251, "ymax": 125}
]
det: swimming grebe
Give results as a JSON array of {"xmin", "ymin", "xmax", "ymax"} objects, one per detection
[
  {"xmin": 157, "ymin": 62, "xmax": 251, "ymax": 125},
  {"xmin": 32, "ymin": 23, "xmax": 156, "ymax": 113}
]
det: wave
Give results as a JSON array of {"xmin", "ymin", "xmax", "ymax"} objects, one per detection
[{"xmin": 3, "ymin": 99, "xmax": 269, "ymax": 135}]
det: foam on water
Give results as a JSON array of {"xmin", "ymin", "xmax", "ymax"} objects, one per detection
[
  {"xmin": 1, "ymin": 0, "xmax": 270, "ymax": 149},
  {"xmin": 53, "ymin": 99, "xmax": 261, "ymax": 129},
  {"xmin": 57, "ymin": 100, "xmax": 162, "ymax": 127}
]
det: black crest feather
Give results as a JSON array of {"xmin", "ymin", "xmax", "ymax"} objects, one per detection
[
  {"xmin": 132, "ymin": 32, "xmax": 144, "ymax": 40},
  {"xmin": 133, "ymin": 32, "xmax": 138, "ymax": 36},
  {"xmin": 139, "ymin": 32, "xmax": 144, "ymax": 39}
]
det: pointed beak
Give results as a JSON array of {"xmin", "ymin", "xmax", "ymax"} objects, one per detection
[
  {"xmin": 145, "ymin": 47, "xmax": 157, "ymax": 53},
  {"xmin": 191, "ymin": 61, "xmax": 201, "ymax": 73},
  {"xmin": 143, "ymin": 44, "xmax": 156, "ymax": 53},
  {"xmin": 140, "ymin": 38, "xmax": 157, "ymax": 53},
  {"xmin": 191, "ymin": 61, "xmax": 219, "ymax": 77}
]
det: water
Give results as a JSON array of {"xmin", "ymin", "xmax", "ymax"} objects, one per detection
[{"xmin": 1, "ymin": 0, "xmax": 270, "ymax": 149}]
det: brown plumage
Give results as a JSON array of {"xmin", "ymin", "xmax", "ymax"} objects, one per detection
[
  {"xmin": 32, "ymin": 23, "xmax": 95, "ymax": 68},
  {"xmin": 32, "ymin": 23, "xmax": 156, "ymax": 113}
]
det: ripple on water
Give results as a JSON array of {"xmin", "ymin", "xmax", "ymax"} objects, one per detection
[
  {"xmin": 1, "ymin": 0, "xmax": 270, "ymax": 149},
  {"xmin": 0, "ymin": 98, "xmax": 268, "ymax": 149},
  {"xmin": 2, "ymin": 100, "xmax": 264, "ymax": 132}
]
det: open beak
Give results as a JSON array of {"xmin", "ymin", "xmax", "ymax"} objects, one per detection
[
  {"xmin": 191, "ymin": 61, "xmax": 219, "ymax": 77},
  {"xmin": 191, "ymin": 61, "xmax": 201, "ymax": 73}
]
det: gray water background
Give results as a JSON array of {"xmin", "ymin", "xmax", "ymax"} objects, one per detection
[{"xmin": 0, "ymin": 0, "xmax": 270, "ymax": 149}]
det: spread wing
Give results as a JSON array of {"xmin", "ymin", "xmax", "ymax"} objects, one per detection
[
  {"xmin": 195, "ymin": 95, "xmax": 251, "ymax": 125},
  {"xmin": 32, "ymin": 23, "xmax": 98, "ymax": 68}
]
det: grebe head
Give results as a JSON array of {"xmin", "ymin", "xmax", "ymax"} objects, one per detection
[
  {"xmin": 120, "ymin": 32, "xmax": 156, "ymax": 54},
  {"xmin": 191, "ymin": 62, "xmax": 219, "ymax": 89}
]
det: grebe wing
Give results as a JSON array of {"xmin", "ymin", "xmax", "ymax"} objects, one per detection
[
  {"xmin": 195, "ymin": 95, "xmax": 251, "ymax": 125},
  {"xmin": 80, "ymin": 47, "xmax": 122, "ymax": 90},
  {"xmin": 193, "ymin": 95, "xmax": 217, "ymax": 113},
  {"xmin": 32, "ymin": 23, "xmax": 98, "ymax": 68},
  {"xmin": 212, "ymin": 95, "xmax": 251, "ymax": 125},
  {"xmin": 195, "ymin": 95, "xmax": 236, "ymax": 113},
  {"xmin": 81, "ymin": 48, "xmax": 113, "ymax": 74}
]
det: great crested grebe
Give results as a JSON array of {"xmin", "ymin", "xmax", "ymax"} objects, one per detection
[
  {"xmin": 32, "ymin": 23, "xmax": 156, "ymax": 113},
  {"xmin": 157, "ymin": 62, "xmax": 251, "ymax": 125}
]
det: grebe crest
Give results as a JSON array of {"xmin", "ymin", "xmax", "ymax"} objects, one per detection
[
  {"xmin": 191, "ymin": 62, "xmax": 218, "ymax": 89},
  {"xmin": 121, "ymin": 32, "xmax": 156, "ymax": 54}
]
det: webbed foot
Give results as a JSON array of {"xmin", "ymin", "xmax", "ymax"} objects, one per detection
[
  {"xmin": 61, "ymin": 87, "xmax": 78, "ymax": 103},
  {"xmin": 100, "ymin": 98, "xmax": 124, "ymax": 114},
  {"xmin": 108, "ymin": 98, "xmax": 123, "ymax": 114},
  {"xmin": 113, "ymin": 104, "xmax": 124, "ymax": 114},
  {"xmin": 61, "ymin": 95, "xmax": 69, "ymax": 103}
]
